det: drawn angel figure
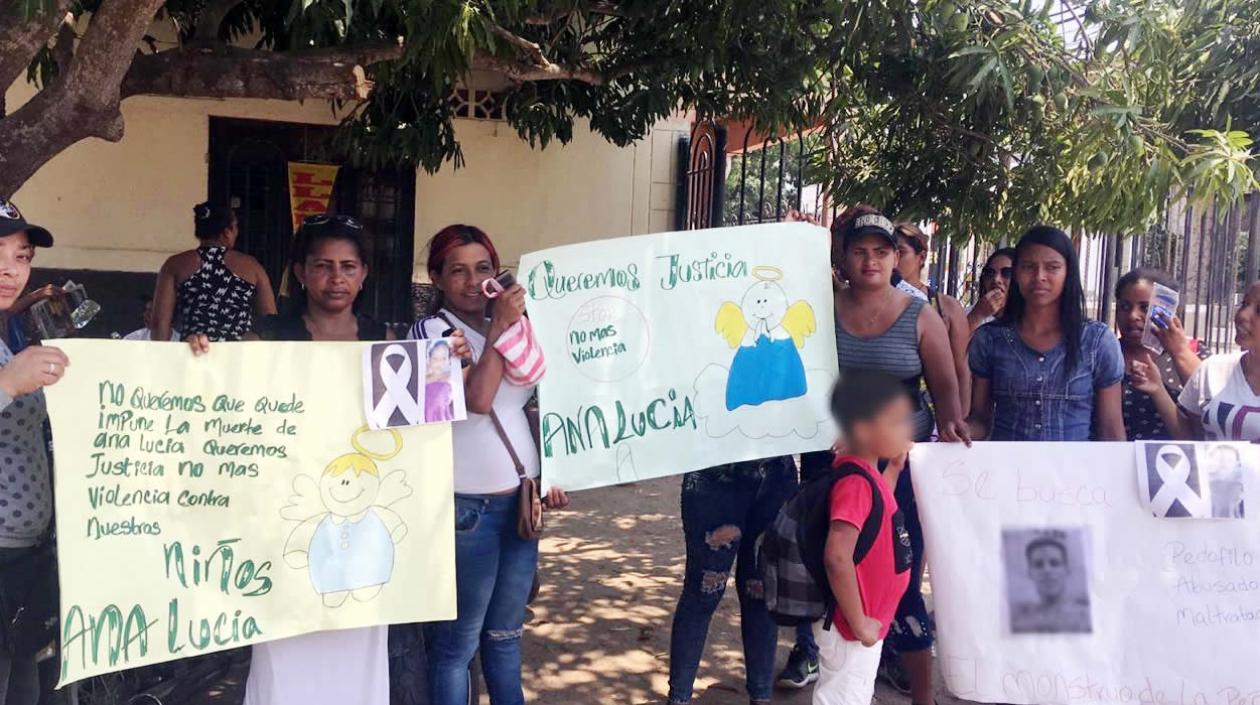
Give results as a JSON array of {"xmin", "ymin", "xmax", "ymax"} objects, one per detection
[
  {"xmin": 715, "ymin": 266, "xmax": 817, "ymax": 411},
  {"xmin": 281, "ymin": 425, "xmax": 413, "ymax": 607}
]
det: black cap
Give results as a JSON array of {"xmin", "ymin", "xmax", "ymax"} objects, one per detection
[
  {"xmin": 847, "ymin": 213, "xmax": 896, "ymax": 247},
  {"xmin": 0, "ymin": 200, "xmax": 54, "ymax": 247}
]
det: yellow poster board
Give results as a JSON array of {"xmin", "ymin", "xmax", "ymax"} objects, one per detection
[{"xmin": 44, "ymin": 340, "xmax": 455, "ymax": 685}]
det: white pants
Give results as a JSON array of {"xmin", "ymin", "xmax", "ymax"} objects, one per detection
[{"xmin": 812, "ymin": 622, "xmax": 883, "ymax": 705}]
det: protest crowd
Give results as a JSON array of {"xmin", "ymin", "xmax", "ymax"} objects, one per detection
[{"xmin": 0, "ymin": 192, "xmax": 1252, "ymax": 705}]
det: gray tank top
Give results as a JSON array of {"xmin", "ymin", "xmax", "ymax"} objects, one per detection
[{"xmin": 836, "ymin": 296, "xmax": 934, "ymax": 439}]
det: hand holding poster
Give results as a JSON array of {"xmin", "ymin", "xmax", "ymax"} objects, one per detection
[
  {"xmin": 912, "ymin": 442, "xmax": 1260, "ymax": 704},
  {"xmin": 519, "ymin": 223, "xmax": 838, "ymax": 491},
  {"xmin": 44, "ymin": 340, "xmax": 455, "ymax": 684}
]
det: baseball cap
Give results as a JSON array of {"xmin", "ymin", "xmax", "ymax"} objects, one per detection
[
  {"xmin": 847, "ymin": 213, "xmax": 897, "ymax": 247},
  {"xmin": 0, "ymin": 200, "xmax": 54, "ymax": 247}
]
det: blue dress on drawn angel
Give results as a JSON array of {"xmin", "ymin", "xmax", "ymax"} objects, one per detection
[
  {"xmin": 716, "ymin": 265, "xmax": 817, "ymax": 410},
  {"xmin": 281, "ymin": 427, "xmax": 413, "ymax": 607}
]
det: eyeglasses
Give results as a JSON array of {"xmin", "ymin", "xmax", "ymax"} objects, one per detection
[
  {"xmin": 982, "ymin": 266, "xmax": 1014, "ymax": 280},
  {"xmin": 302, "ymin": 214, "xmax": 363, "ymax": 229}
]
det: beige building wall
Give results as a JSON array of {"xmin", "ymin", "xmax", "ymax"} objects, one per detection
[{"xmin": 5, "ymin": 79, "xmax": 690, "ymax": 279}]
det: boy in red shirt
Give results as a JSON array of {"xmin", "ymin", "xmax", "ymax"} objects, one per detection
[{"xmin": 816, "ymin": 371, "xmax": 914, "ymax": 705}]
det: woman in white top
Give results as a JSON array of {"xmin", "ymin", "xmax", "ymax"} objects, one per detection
[
  {"xmin": 410, "ymin": 224, "xmax": 568, "ymax": 705},
  {"xmin": 1179, "ymin": 281, "xmax": 1260, "ymax": 440}
]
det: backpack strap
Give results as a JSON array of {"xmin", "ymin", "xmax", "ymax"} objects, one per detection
[{"xmin": 832, "ymin": 462, "xmax": 885, "ymax": 565}]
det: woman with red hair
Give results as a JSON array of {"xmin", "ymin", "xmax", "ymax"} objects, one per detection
[{"xmin": 409, "ymin": 225, "xmax": 568, "ymax": 705}]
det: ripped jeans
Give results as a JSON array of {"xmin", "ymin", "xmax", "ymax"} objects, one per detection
[
  {"xmin": 667, "ymin": 457, "xmax": 798, "ymax": 704},
  {"xmin": 425, "ymin": 493, "xmax": 539, "ymax": 705}
]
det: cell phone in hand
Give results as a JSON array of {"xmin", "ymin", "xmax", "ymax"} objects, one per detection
[
  {"xmin": 482, "ymin": 270, "xmax": 517, "ymax": 318},
  {"xmin": 1140, "ymin": 282, "xmax": 1179, "ymax": 354}
]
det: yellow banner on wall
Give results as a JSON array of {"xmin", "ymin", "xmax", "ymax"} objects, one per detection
[
  {"xmin": 288, "ymin": 162, "xmax": 340, "ymax": 231},
  {"xmin": 44, "ymin": 340, "xmax": 455, "ymax": 685}
]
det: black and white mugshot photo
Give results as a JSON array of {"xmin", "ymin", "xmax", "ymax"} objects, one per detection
[{"xmin": 1002, "ymin": 527, "xmax": 1093, "ymax": 635}]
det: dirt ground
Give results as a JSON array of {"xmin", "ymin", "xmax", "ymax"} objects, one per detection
[
  {"xmin": 183, "ymin": 474, "xmax": 960, "ymax": 705},
  {"xmin": 519, "ymin": 476, "xmax": 961, "ymax": 705}
]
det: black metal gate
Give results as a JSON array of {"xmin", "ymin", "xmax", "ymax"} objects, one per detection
[{"xmin": 208, "ymin": 117, "xmax": 416, "ymax": 324}]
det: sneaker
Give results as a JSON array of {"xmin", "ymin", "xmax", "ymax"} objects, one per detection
[
  {"xmin": 877, "ymin": 657, "xmax": 912, "ymax": 695},
  {"xmin": 776, "ymin": 645, "xmax": 819, "ymax": 689}
]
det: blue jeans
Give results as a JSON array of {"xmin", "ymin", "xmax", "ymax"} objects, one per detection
[
  {"xmin": 667, "ymin": 458, "xmax": 797, "ymax": 704},
  {"xmin": 425, "ymin": 494, "xmax": 539, "ymax": 705},
  {"xmin": 885, "ymin": 464, "xmax": 933, "ymax": 654}
]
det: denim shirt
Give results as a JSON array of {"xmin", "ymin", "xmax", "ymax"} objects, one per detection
[{"xmin": 969, "ymin": 320, "xmax": 1124, "ymax": 441}]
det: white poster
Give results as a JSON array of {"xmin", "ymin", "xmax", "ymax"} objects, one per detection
[
  {"xmin": 520, "ymin": 223, "xmax": 838, "ymax": 491},
  {"xmin": 912, "ymin": 442, "xmax": 1260, "ymax": 704}
]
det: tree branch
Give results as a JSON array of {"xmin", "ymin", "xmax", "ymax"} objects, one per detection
[
  {"xmin": 471, "ymin": 53, "xmax": 607, "ymax": 85},
  {"xmin": 484, "ymin": 25, "xmax": 606, "ymax": 84},
  {"xmin": 0, "ymin": 0, "xmax": 166, "ymax": 198},
  {"xmin": 0, "ymin": 0, "xmax": 72, "ymax": 91},
  {"xmin": 121, "ymin": 42, "xmax": 404, "ymax": 100}
]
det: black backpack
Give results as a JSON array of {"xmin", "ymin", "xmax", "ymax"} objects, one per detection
[{"xmin": 758, "ymin": 462, "xmax": 888, "ymax": 628}]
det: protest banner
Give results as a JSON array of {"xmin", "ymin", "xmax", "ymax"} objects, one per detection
[
  {"xmin": 912, "ymin": 441, "xmax": 1260, "ymax": 704},
  {"xmin": 44, "ymin": 340, "xmax": 455, "ymax": 685},
  {"xmin": 520, "ymin": 222, "xmax": 837, "ymax": 492}
]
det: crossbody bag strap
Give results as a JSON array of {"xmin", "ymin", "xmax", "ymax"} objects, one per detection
[{"xmin": 488, "ymin": 409, "xmax": 526, "ymax": 479}]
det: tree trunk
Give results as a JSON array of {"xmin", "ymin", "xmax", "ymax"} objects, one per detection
[{"xmin": 0, "ymin": 0, "xmax": 166, "ymax": 199}]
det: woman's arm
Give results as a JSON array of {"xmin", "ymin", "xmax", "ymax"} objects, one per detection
[
  {"xmin": 966, "ymin": 375, "xmax": 993, "ymax": 440},
  {"xmin": 1093, "ymin": 383, "xmax": 1127, "ymax": 441},
  {"xmin": 463, "ymin": 285, "xmax": 527, "ymax": 414},
  {"xmin": 151, "ymin": 258, "xmax": 179, "ymax": 343},
  {"xmin": 1129, "ymin": 354, "xmax": 1188, "ymax": 438},
  {"xmin": 941, "ymin": 295, "xmax": 972, "ymax": 417},
  {"xmin": 917, "ymin": 306, "xmax": 969, "ymax": 443},
  {"xmin": 253, "ymin": 263, "xmax": 278, "ymax": 318}
]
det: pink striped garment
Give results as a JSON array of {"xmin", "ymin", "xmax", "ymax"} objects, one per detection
[{"xmin": 493, "ymin": 317, "xmax": 546, "ymax": 386}]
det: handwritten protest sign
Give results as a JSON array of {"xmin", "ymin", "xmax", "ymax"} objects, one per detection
[
  {"xmin": 520, "ymin": 222, "xmax": 837, "ymax": 491},
  {"xmin": 912, "ymin": 442, "xmax": 1260, "ymax": 704},
  {"xmin": 44, "ymin": 340, "xmax": 455, "ymax": 684}
]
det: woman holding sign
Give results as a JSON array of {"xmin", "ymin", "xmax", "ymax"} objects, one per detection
[
  {"xmin": 967, "ymin": 225, "xmax": 1126, "ymax": 442},
  {"xmin": 0, "ymin": 200, "xmax": 67, "ymax": 705},
  {"xmin": 410, "ymin": 224, "xmax": 568, "ymax": 705},
  {"xmin": 1113, "ymin": 269, "xmax": 1202, "ymax": 440},
  {"xmin": 189, "ymin": 215, "xmax": 455, "ymax": 705},
  {"xmin": 831, "ymin": 206, "xmax": 968, "ymax": 705}
]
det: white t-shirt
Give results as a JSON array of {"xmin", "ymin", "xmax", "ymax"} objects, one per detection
[
  {"xmin": 896, "ymin": 279, "xmax": 928, "ymax": 301},
  {"xmin": 411, "ymin": 311, "xmax": 540, "ymax": 494},
  {"xmin": 123, "ymin": 327, "xmax": 180, "ymax": 341},
  {"xmin": 244, "ymin": 627, "xmax": 388, "ymax": 705},
  {"xmin": 1178, "ymin": 352, "xmax": 1260, "ymax": 441}
]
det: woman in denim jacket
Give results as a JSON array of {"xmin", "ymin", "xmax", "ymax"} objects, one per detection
[{"xmin": 967, "ymin": 226, "xmax": 1126, "ymax": 441}]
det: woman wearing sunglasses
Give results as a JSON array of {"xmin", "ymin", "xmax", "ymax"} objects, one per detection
[
  {"xmin": 967, "ymin": 248, "xmax": 1017, "ymax": 334},
  {"xmin": 152, "ymin": 202, "xmax": 277, "ymax": 343}
]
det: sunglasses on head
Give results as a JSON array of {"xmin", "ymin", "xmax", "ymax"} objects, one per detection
[
  {"xmin": 982, "ymin": 266, "xmax": 1014, "ymax": 280},
  {"xmin": 303, "ymin": 214, "xmax": 363, "ymax": 229}
]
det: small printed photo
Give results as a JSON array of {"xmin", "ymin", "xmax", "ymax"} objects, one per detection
[
  {"xmin": 423, "ymin": 338, "xmax": 467, "ymax": 424},
  {"xmin": 1002, "ymin": 527, "xmax": 1092, "ymax": 635},
  {"xmin": 363, "ymin": 341, "xmax": 425, "ymax": 430},
  {"xmin": 1204, "ymin": 443, "xmax": 1247, "ymax": 519}
]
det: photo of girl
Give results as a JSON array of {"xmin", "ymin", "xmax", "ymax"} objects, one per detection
[{"xmin": 425, "ymin": 339, "xmax": 458, "ymax": 423}]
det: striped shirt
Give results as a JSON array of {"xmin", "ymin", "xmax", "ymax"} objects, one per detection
[{"xmin": 836, "ymin": 296, "xmax": 933, "ymax": 440}]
